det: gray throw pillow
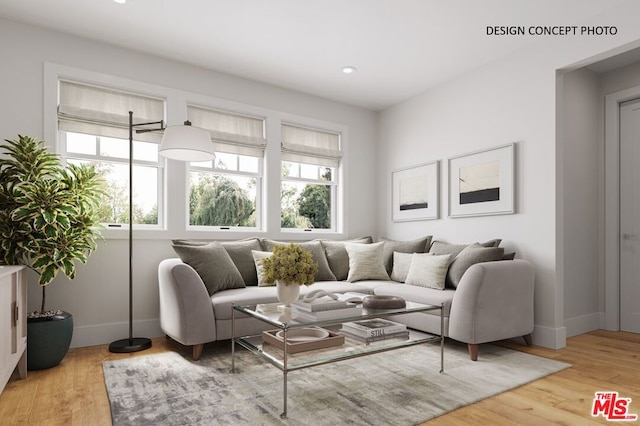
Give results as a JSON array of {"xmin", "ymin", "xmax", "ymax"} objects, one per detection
[
  {"xmin": 428, "ymin": 241, "xmax": 468, "ymax": 259},
  {"xmin": 262, "ymin": 239, "xmax": 336, "ymax": 281},
  {"xmin": 482, "ymin": 239, "xmax": 503, "ymax": 248},
  {"xmin": 172, "ymin": 238, "xmax": 263, "ymax": 286},
  {"xmin": 380, "ymin": 235, "xmax": 432, "ymax": 274},
  {"xmin": 503, "ymin": 252, "xmax": 516, "ymax": 260},
  {"xmin": 220, "ymin": 238, "xmax": 263, "ymax": 286},
  {"xmin": 320, "ymin": 236, "xmax": 373, "ymax": 280},
  {"xmin": 447, "ymin": 244, "xmax": 505, "ymax": 288},
  {"xmin": 172, "ymin": 242, "xmax": 245, "ymax": 295},
  {"xmin": 428, "ymin": 239, "xmax": 502, "ymax": 260},
  {"xmin": 344, "ymin": 241, "xmax": 390, "ymax": 282},
  {"xmin": 171, "ymin": 239, "xmax": 207, "ymax": 246}
]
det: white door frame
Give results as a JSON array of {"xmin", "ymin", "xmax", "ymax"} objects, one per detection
[{"xmin": 604, "ymin": 85, "xmax": 640, "ymax": 330}]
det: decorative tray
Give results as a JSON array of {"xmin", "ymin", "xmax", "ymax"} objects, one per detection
[
  {"xmin": 363, "ymin": 295, "xmax": 406, "ymax": 309},
  {"xmin": 262, "ymin": 327, "xmax": 345, "ymax": 354}
]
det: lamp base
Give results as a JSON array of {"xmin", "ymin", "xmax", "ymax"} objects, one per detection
[{"xmin": 108, "ymin": 337, "xmax": 152, "ymax": 353}]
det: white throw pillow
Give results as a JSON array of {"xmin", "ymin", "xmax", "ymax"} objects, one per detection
[
  {"xmin": 344, "ymin": 241, "xmax": 390, "ymax": 282},
  {"xmin": 251, "ymin": 250, "xmax": 273, "ymax": 287},
  {"xmin": 405, "ymin": 253, "xmax": 451, "ymax": 290},
  {"xmin": 390, "ymin": 251, "xmax": 413, "ymax": 283}
]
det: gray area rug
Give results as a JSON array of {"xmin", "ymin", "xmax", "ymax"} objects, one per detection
[{"xmin": 103, "ymin": 340, "xmax": 570, "ymax": 425}]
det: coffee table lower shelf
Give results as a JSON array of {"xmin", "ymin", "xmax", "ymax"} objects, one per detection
[{"xmin": 232, "ymin": 324, "xmax": 443, "ymax": 418}]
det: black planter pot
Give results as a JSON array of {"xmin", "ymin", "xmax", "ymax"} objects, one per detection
[{"xmin": 27, "ymin": 311, "xmax": 73, "ymax": 371}]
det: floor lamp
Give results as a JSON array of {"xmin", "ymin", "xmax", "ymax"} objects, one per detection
[{"xmin": 108, "ymin": 112, "xmax": 214, "ymax": 353}]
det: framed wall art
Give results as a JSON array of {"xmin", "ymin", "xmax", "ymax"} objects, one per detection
[
  {"xmin": 392, "ymin": 161, "xmax": 439, "ymax": 222},
  {"xmin": 448, "ymin": 143, "xmax": 515, "ymax": 218}
]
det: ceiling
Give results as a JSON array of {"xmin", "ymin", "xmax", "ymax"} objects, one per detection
[{"xmin": 0, "ymin": 0, "xmax": 628, "ymax": 110}]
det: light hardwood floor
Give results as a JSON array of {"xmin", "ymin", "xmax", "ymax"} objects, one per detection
[{"xmin": 0, "ymin": 330, "xmax": 638, "ymax": 425}]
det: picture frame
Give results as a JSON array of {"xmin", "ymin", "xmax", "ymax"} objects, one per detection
[
  {"xmin": 448, "ymin": 143, "xmax": 515, "ymax": 218},
  {"xmin": 392, "ymin": 161, "xmax": 439, "ymax": 222}
]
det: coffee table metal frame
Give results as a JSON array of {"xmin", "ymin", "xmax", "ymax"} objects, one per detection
[{"xmin": 231, "ymin": 301, "xmax": 444, "ymax": 418}]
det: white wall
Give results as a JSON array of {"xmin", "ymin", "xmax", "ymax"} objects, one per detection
[
  {"xmin": 0, "ymin": 18, "xmax": 378, "ymax": 347},
  {"xmin": 559, "ymin": 68, "xmax": 602, "ymax": 337},
  {"xmin": 377, "ymin": 1, "xmax": 640, "ymax": 349}
]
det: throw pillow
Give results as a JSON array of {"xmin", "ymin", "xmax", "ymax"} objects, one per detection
[
  {"xmin": 390, "ymin": 251, "xmax": 413, "ymax": 283},
  {"xmin": 447, "ymin": 244, "xmax": 505, "ymax": 288},
  {"xmin": 428, "ymin": 241, "xmax": 468, "ymax": 260},
  {"xmin": 321, "ymin": 236, "xmax": 372, "ymax": 280},
  {"xmin": 503, "ymin": 252, "xmax": 516, "ymax": 260},
  {"xmin": 405, "ymin": 253, "xmax": 451, "ymax": 290},
  {"xmin": 380, "ymin": 235, "xmax": 432, "ymax": 275},
  {"xmin": 172, "ymin": 242, "xmax": 245, "ymax": 295},
  {"xmin": 428, "ymin": 239, "xmax": 502, "ymax": 260},
  {"xmin": 262, "ymin": 239, "xmax": 336, "ymax": 281},
  {"xmin": 482, "ymin": 239, "xmax": 503, "ymax": 248},
  {"xmin": 172, "ymin": 238, "xmax": 263, "ymax": 286},
  {"xmin": 344, "ymin": 241, "xmax": 390, "ymax": 282},
  {"xmin": 220, "ymin": 238, "xmax": 263, "ymax": 286},
  {"xmin": 251, "ymin": 250, "xmax": 273, "ymax": 287}
]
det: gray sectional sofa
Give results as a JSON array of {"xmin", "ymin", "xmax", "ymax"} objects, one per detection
[{"xmin": 158, "ymin": 236, "xmax": 534, "ymax": 361}]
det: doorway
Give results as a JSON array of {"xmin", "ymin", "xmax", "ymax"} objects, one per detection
[
  {"xmin": 605, "ymin": 86, "xmax": 640, "ymax": 331},
  {"xmin": 620, "ymin": 98, "xmax": 640, "ymax": 333}
]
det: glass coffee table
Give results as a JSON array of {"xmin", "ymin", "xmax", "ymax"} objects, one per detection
[{"xmin": 231, "ymin": 300, "xmax": 444, "ymax": 418}]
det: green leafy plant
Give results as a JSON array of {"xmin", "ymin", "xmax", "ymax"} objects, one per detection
[
  {"xmin": 261, "ymin": 243, "xmax": 318, "ymax": 285},
  {"xmin": 0, "ymin": 135, "xmax": 104, "ymax": 315}
]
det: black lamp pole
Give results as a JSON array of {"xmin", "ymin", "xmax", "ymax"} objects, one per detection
[{"xmin": 109, "ymin": 111, "xmax": 163, "ymax": 353}]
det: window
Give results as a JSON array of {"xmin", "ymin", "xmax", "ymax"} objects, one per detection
[
  {"xmin": 186, "ymin": 106, "xmax": 266, "ymax": 229},
  {"xmin": 47, "ymin": 64, "xmax": 348, "ymax": 237},
  {"xmin": 57, "ymin": 81, "xmax": 165, "ymax": 227},
  {"xmin": 280, "ymin": 123, "xmax": 342, "ymax": 231}
]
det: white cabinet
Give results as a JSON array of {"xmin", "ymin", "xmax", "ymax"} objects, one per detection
[{"xmin": 0, "ymin": 266, "xmax": 27, "ymax": 394}]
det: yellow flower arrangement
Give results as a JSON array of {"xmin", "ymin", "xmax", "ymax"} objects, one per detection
[{"xmin": 262, "ymin": 243, "xmax": 318, "ymax": 286}]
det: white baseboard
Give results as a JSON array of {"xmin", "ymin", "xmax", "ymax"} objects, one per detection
[
  {"xmin": 70, "ymin": 319, "xmax": 164, "ymax": 348},
  {"xmin": 532, "ymin": 324, "xmax": 567, "ymax": 349},
  {"xmin": 69, "ymin": 320, "xmax": 573, "ymax": 350},
  {"xmin": 564, "ymin": 312, "xmax": 603, "ymax": 338}
]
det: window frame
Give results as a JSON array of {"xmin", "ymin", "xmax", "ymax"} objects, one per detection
[
  {"xmin": 187, "ymin": 152, "xmax": 263, "ymax": 231},
  {"xmin": 278, "ymin": 120, "xmax": 344, "ymax": 234},
  {"xmin": 60, "ymin": 131, "xmax": 166, "ymax": 229},
  {"xmin": 280, "ymin": 162, "xmax": 339, "ymax": 232}
]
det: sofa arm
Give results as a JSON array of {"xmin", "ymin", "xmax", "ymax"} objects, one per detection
[
  {"xmin": 158, "ymin": 258, "xmax": 216, "ymax": 347},
  {"xmin": 448, "ymin": 259, "xmax": 534, "ymax": 347}
]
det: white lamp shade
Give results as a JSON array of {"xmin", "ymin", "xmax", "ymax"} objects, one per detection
[{"xmin": 159, "ymin": 124, "xmax": 214, "ymax": 161}]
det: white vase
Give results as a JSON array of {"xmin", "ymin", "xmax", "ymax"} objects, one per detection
[{"xmin": 276, "ymin": 280, "xmax": 300, "ymax": 307}]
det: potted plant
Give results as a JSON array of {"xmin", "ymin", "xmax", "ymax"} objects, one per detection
[
  {"xmin": 261, "ymin": 243, "xmax": 318, "ymax": 307},
  {"xmin": 0, "ymin": 135, "xmax": 103, "ymax": 370}
]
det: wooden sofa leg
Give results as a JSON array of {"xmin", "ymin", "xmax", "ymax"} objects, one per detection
[
  {"xmin": 523, "ymin": 334, "xmax": 533, "ymax": 346},
  {"xmin": 193, "ymin": 344, "xmax": 204, "ymax": 361},
  {"xmin": 468, "ymin": 344, "xmax": 478, "ymax": 361}
]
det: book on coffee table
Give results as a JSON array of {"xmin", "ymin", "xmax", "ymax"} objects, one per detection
[
  {"xmin": 291, "ymin": 296, "xmax": 349, "ymax": 312},
  {"xmin": 292, "ymin": 304, "xmax": 363, "ymax": 321},
  {"xmin": 339, "ymin": 327, "xmax": 410, "ymax": 343},
  {"xmin": 341, "ymin": 318, "xmax": 406, "ymax": 338}
]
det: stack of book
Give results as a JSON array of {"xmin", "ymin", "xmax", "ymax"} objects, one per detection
[
  {"xmin": 340, "ymin": 318, "xmax": 408, "ymax": 342},
  {"xmin": 291, "ymin": 297, "xmax": 363, "ymax": 322}
]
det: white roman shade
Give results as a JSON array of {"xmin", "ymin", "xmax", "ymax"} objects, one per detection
[
  {"xmin": 58, "ymin": 81, "xmax": 165, "ymax": 143},
  {"xmin": 281, "ymin": 123, "xmax": 342, "ymax": 167},
  {"xmin": 187, "ymin": 106, "xmax": 267, "ymax": 157}
]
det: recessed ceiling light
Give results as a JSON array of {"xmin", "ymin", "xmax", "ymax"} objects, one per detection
[
  {"xmin": 114, "ymin": 0, "xmax": 126, "ymax": 4},
  {"xmin": 342, "ymin": 66, "xmax": 357, "ymax": 74}
]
